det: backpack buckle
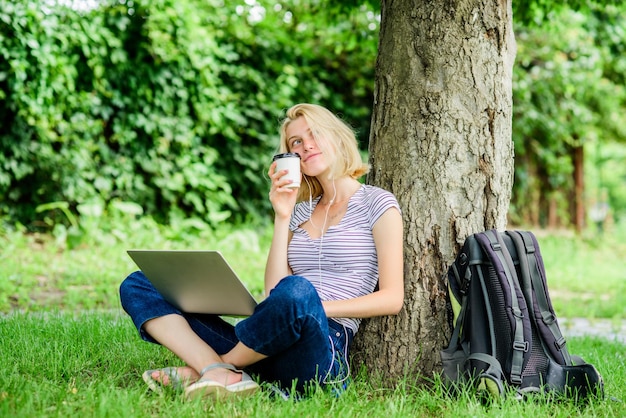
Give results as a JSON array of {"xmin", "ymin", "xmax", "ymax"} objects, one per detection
[
  {"xmin": 543, "ymin": 313, "xmax": 556, "ymax": 325},
  {"xmin": 460, "ymin": 281, "xmax": 469, "ymax": 296},
  {"xmin": 554, "ymin": 337, "xmax": 567, "ymax": 351},
  {"xmin": 513, "ymin": 341, "xmax": 529, "ymax": 353},
  {"xmin": 460, "ymin": 265, "xmax": 472, "ymax": 295}
]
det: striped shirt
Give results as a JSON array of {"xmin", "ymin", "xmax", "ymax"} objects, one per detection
[{"xmin": 288, "ymin": 184, "xmax": 400, "ymax": 334}]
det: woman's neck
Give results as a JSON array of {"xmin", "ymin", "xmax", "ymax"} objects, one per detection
[{"xmin": 317, "ymin": 177, "xmax": 361, "ymax": 205}]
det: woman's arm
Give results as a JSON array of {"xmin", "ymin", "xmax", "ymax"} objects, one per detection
[
  {"xmin": 264, "ymin": 161, "xmax": 298, "ymax": 296},
  {"xmin": 322, "ymin": 207, "xmax": 404, "ymax": 318},
  {"xmin": 264, "ymin": 216, "xmax": 293, "ymax": 296}
]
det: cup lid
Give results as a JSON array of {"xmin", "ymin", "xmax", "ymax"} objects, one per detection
[{"xmin": 273, "ymin": 152, "xmax": 300, "ymax": 161}]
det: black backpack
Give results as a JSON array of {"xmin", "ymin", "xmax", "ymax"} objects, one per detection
[{"xmin": 440, "ymin": 229, "xmax": 603, "ymax": 400}]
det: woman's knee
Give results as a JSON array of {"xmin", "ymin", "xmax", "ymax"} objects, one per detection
[
  {"xmin": 272, "ymin": 275, "xmax": 318, "ymax": 305},
  {"xmin": 119, "ymin": 271, "xmax": 151, "ymax": 305}
]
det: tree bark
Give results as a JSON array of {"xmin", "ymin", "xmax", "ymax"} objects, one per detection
[
  {"xmin": 572, "ymin": 145, "xmax": 585, "ymax": 233},
  {"xmin": 353, "ymin": 0, "xmax": 516, "ymax": 384}
]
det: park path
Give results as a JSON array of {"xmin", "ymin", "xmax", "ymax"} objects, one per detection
[{"xmin": 560, "ymin": 317, "xmax": 626, "ymax": 344}]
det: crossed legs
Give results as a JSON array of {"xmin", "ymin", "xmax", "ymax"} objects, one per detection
[{"xmin": 120, "ymin": 273, "xmax": 335, "ymax": 394}]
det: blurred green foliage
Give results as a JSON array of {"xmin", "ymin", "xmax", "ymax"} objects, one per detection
[
  {"xmin": 1, "ymin": 0, "xmax": 625, "ymax": 234},
  {"xmin": 511, "ymin": 4, "xmax": 626, "ymax": 226},
  {"xmin": 0, "ymin": 0, "xmax": 378, "ymax": 229}
]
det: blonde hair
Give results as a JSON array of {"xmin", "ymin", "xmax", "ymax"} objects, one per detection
[{"xmin": 278, "ymin": 103, "xmax": 369, "ymax": 202}]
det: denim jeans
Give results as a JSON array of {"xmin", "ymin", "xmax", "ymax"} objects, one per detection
[{"xmin": 119, "ymin": 272, "xmax": 353, "ymax": 394}]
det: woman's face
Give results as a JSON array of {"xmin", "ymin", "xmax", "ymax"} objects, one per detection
[{"xmin": 285, "ymin": 116, "xmax": 330, "ymax": 178}]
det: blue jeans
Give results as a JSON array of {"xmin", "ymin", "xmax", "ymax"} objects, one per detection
[{"xmin": 119, "ymin": 272, "xmax": 352, "ymax": 394}]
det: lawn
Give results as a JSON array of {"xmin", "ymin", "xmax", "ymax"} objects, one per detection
[
  {"xmin": 536, "ymin": 224, "xmax": 626, "ymax": 321},
  {"xmin": 1, "ymin": 218, "xmax": 624, "ymax": 417},
  {"xmin": 1, "ymin": 311, "xmax": 623, "ymax": 417}
]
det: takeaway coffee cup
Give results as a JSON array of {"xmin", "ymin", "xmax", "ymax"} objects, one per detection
[{"xmin": 273, "ymin": 152, "xmax": 301, "ymax": 188}]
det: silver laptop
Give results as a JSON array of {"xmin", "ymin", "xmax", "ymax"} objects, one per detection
[{"xmin": 127, "ymin": 250, "xmax": 258, "ymax": 316}]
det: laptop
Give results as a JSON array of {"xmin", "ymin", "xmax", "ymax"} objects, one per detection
[{"xmin": 127, "ymin": 250, "xmax": 258, "ymax": 316}]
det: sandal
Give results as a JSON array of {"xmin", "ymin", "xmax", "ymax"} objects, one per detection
[
  {"xmin": 184, "ymin": 363, "xmax": 259, "ymax": 400},
  {"xmin": 142, "ymin": 367, "xmax": 194, "ymax": 393}
]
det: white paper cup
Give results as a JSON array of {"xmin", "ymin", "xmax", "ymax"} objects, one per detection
[{"xmin": 273, "ymin": 153, "xmax": 301, "ymax": 188}]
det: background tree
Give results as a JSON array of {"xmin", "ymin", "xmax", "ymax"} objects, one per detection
[
  {"xmin": 352, "ymin": 0, "xmax": 626, "ymax": 384},
  {"xmin": 352, "ymin": 0, "xmax": 515, "ymax": 382},
  {"xmin": 510, "ymin": 4, "xmax": 626, "ymax": 231}
]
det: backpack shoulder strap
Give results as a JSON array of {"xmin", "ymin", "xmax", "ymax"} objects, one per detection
[
  {"xmin": 444, "ymin": 235, "xmax": 478, "ymax": 353},
  {"xmin": 479, "ymin": 230, "xmax": 528, "ymax": 385},
  {"xmin": 446, "ymin": 286, "xmax": 468, "ymax": 352},
  {"xmin": 508, "ymin": 230, "xmax": 572, "ymax": 365}
]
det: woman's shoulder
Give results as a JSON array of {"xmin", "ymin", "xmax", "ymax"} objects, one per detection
[
  {"xmin": 358, "ymin": 184, "xmax": 399, "ymax": 206},
  {"xmin": 290, "ymin": 197, "xmax": 316, "ymax": 229},
  {"xmin": 354, "ymin": 185, "xmax": 400, "ymax": 227}
]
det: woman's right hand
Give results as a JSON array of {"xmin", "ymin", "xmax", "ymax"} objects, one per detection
[{"xmin": 268, "ymin": 161, "xmax": 299, "ymax": 219}]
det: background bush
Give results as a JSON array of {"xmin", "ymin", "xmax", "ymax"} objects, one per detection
[
  {"xmin": 1, "ymin": 0, "xmax": 625, "ymax": 232},
  {"xmin": 0, "ymin": 0, "xmax": 378, "ymax": 229}
]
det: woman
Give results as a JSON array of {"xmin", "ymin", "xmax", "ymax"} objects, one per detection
[{"xmin": 119, "ymin": 103, "xmax": 404, "ymax": 400}]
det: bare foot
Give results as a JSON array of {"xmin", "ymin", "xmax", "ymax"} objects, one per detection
[{"xmin": 150, "ymin": 366, "xmax": 200, "ymax": 387}]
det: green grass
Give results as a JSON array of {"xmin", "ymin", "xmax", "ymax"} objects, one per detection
[
  {"xmin": 2, "ymin": 219, "xmax": 624, "ymax": 320},
  {"xmin": 1, "ymin": 219, "xmax": 625, "ymax": 416},
  {"xmin": 0, "ymin": 220, "xmax": 271, "ymax": 313},
  {"xmin": 535, "ymin": 222, "xmax": 626, "ymax": 320},
  {"xmin": 1, "ymin": 310, "xmax": 624, "ymax": 417}
]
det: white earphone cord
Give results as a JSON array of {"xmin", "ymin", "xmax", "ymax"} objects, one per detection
[
  {"xmin": 303, "ymin": 177, "xmax": 350, "ymax": 384},
  {"xmin": 323, "ymin": 325, "xmax": 351, "ymax": 385},
  {"xmin": 304, "ymin": 176, "xmax": 336, "ymax": 293}
]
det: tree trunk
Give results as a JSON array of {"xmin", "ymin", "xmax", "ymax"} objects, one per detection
[
  {"xmin": 548, "ymin": 194, "xmax": 559, "ymax": 229},
  {"xmin": 353, "ymin": 0, "xmax": 516, "ymax": 384},
  {"xmin": 572, "ymin": 145, "xmax": 585, "ymax": 233}
]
